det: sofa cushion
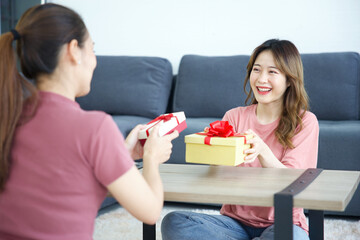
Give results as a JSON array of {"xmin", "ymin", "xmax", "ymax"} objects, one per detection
[
  {"xmin": 172, "ymin": 55, "xmax": 250, "ymax": 118},
  {"xmin": 302, "ymin": 52, "xmax": 360, "ymax": 120},
  {"xmin": 317, "ymin": 120, "xmax": 360, "ymax": 171},
  {"xmin": 317, "ymin": 120, "xmax": 360, "ymax": 216},
  {"xmin": 77, "ymin": 56, "xmax": 173, "ymax": 119}
]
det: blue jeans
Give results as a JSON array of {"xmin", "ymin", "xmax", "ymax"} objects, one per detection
[{"xmin": 161, "ymin": 211, "xmax": 309, "ymax": 240}]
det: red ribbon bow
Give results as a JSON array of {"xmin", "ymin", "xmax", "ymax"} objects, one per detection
[
  {"xmin": 146, "ymin": 113, "xmax": 178, "ymax": 136},
  {"xmin": 148, "ymin": 113, "xmax": 174, "ymax": 124},
  {"xmin": 197, "ymin": 120, "xmax": 246, "ymax": 145}
]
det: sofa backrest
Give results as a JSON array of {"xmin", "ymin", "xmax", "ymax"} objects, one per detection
[
  {"xmin": 77, "ymin": 56, "xmax": 173, "ymax": 118},
  {"xmin": 302, "ymin": 52, "xmax": 360, "ymax": 120},
  {"xmin": 172, "ymin": 55, "xmax": 250, "ymax": 118},
  {"xmin": 172, "ymin": 52, "xmax": 360, "ymax": 120}
]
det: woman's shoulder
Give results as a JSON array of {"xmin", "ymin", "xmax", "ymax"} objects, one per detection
[
  {"xmin": 78, "ymin": 109, "xmax": 113, "ymax": 127},
  {"xmin": 298, "ymin": 110, "xmax": 319, "ymax": 133},
  {"xmin": 72, "ymin": 110, "xmax": 121, "ymax": 142},
  {"xmin": 302, "ymin": 110, "xmax": 318, "ymax": 123}
]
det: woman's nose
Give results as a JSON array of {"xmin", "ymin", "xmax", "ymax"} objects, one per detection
[{"xmin": 258, "ymin": 72, "xmax": 268, "ymax": 83}]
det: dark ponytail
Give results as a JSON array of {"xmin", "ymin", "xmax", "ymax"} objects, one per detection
[
  {"xmin": 0, "ymin": 32, "xmax": 36, "ymax": 192},
  {"xmin": 0, "ymin": 3, "xmax": 88, "ymax": 192}
]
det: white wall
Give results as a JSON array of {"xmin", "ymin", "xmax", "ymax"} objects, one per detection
[{"xmin": 49, "ymin": 0, "xmax": 360, "ymax": 73}]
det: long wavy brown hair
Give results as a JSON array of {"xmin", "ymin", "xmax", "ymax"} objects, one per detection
[
  {"xmin": 0, "ymin": 3, "xmax": 87, "ymax": 192},
  {"xmin": 244, "ymin": 39, "xmax": 309, "ymax": 149}
]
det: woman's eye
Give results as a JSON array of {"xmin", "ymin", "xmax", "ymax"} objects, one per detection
[
  {"xmin": 269, "ymin": 70, "xmax": 278, "ymax": 74},
  {"xmin": 253, "ymin": 68, "xmax": 260, "ymax": 72}
]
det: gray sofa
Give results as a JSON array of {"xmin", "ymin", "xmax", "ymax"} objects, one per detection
[{"xmin": 77, "ymin": 52, "xmax": 360, "ymax": 217}]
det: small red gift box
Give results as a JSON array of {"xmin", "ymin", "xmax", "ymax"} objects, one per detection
[{"xmin": 138, "ymin": 111, "xmax": 187, "ymax": 145}]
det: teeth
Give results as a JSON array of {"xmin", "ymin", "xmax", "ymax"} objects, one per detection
[{"xmin": 258, "ymin": 87, "xmax": 271, "ymax": 92}]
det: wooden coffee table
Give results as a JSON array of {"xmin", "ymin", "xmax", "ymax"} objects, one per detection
[{"xmin": 143, "ymin": 164, "xmax": 360, "ymax": 240}]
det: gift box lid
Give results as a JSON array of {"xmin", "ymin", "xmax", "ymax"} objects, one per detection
[
  {"xmin": 139, "ymin": 111, "xmax": 186, "ymax": 139},
  {"xmin": 184, "ymin": 133, "xmax": 252, "ymax": 147}
]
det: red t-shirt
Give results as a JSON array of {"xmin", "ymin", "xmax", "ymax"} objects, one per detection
[
  {"xmin": 220, "ymin": 104, "xmax": 319, "ymax": 232},
  {"xmin": 0, "ymin": 91, "xmax": 134, "ymax": 240}
]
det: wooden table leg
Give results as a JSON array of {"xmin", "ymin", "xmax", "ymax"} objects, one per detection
[
  {"xmin": 308, "ymin": 210, "xmax": 324, "ymax": 240},
  {"xmin": 143, "ymin": 223, "xmax": 156, "ymax": 240}
]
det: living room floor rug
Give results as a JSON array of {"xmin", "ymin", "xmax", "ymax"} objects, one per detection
[{"xmin": 94, "ymin": 203, "xmax": 360, "ymax": 240}]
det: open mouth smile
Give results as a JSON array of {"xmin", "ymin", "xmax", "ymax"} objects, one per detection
[{"xmin": 256, "ymin": 87, "xmax": 272, "ymax": 95}]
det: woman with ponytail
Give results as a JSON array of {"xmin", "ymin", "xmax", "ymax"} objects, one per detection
[
  {"xmin": 0, "ymin": 4, "xmax": 178, "ymax": 239},
  {"xmin": 161, "ymin": 39, "xmax": 319, "ymax": 240}
]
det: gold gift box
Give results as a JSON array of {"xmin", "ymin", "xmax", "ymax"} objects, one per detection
[{"xmin": 185, "ymin": 133, "xmax": 253, "ymax": 166}]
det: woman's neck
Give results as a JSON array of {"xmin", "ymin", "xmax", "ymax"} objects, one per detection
[
  {"xmin": 255, "ymin": 103, "xmax": 283, "ymax": 124},
  {"xmin": 36, "ymin": 72, "xmax": 76, "ymax": 101}
]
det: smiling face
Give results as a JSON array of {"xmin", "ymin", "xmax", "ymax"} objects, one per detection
[{"xmin": 250, "ymin": 50, "xmax": 289, "ymax": 109}]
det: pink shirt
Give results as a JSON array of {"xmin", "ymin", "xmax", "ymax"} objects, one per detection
[
  {"xmin": 220, "ymin": 104, "xmax": 319, "ymax": 232},
  {"xmin": 0, "ymin": 92, "xmax": 134, "ymax": 240}
]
